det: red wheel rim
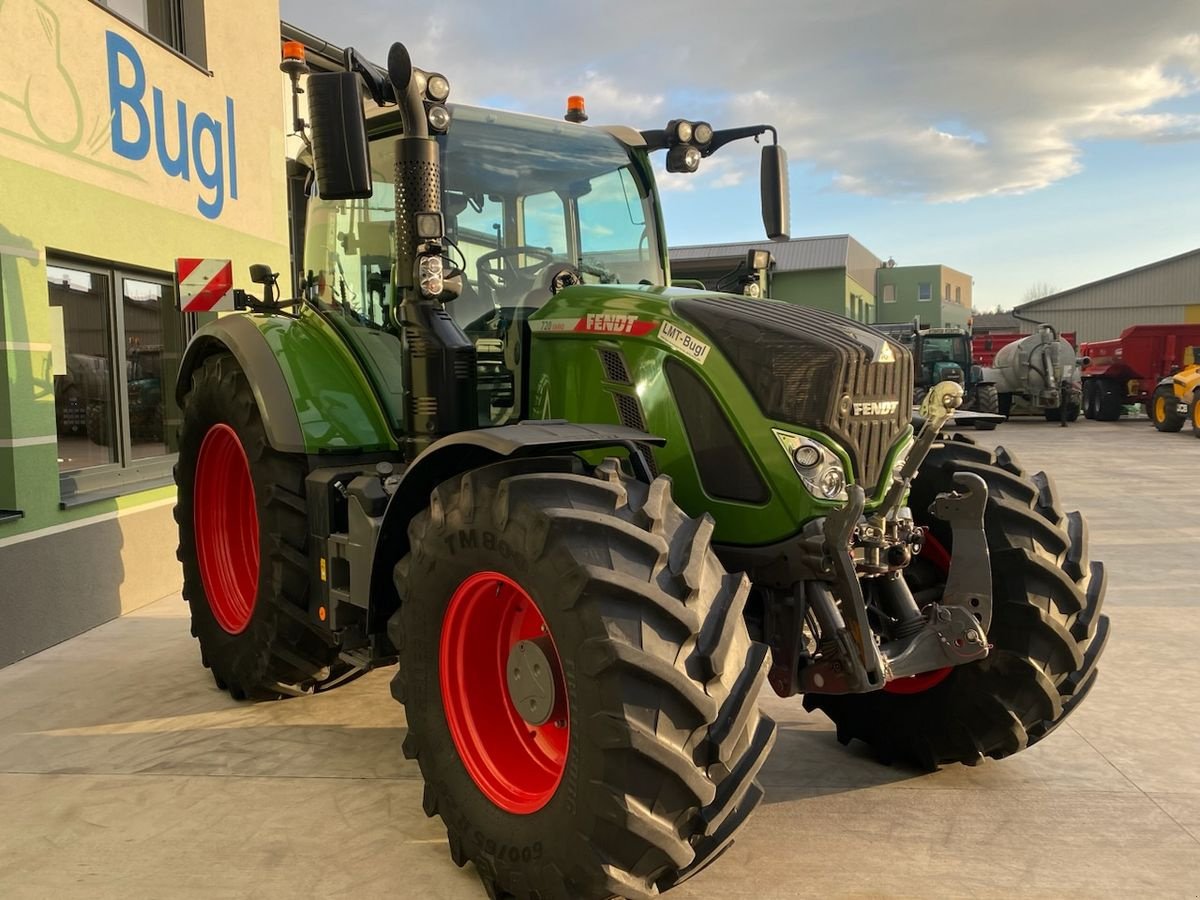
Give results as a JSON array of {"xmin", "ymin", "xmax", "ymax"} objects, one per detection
[
  {"xmin": 884, "ymin": 530, "xmax": 953, "ymax": 695},
  {"xmin": 439, "ymin": 572, "xmax": 569, "ymax": 814},
  {"xmin": 194, "ymin": 424, "xmax": 260, "ymax": 635}
]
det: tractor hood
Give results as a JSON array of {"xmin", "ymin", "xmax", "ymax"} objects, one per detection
[{"xmin": 527, "ymin": 284, "xmax": 912, "ymax": 491}]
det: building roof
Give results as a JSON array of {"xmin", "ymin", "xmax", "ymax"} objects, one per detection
[
  {"xmin": 1015, "ymin": 246, "xmax": 1200, "ymax": 311},
  {"xmin": 670, "ymin": 234, "xmax": 881, "ymax": 273},
  {"xmin": 971, "ymin": 312, "xmax": 1023, "ymax": 331}
]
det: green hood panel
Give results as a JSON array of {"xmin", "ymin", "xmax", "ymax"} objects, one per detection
[{"xmin": 527, "ymin": 285, "xmax": 908, "ymax": 546}]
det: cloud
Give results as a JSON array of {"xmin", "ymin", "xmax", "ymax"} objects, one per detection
[{"xmin": 282, "ymin": 0, "xmax": 1200, "ymax": 202}]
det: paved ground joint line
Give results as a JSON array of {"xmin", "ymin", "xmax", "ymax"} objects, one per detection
[{"xmin": 1067, "ymin": 721, "xmax": 1200, "ymax": 848}]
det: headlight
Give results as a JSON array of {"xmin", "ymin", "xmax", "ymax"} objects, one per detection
[
  {"xmin": 773, "ymin": 429, "xmax": 849, "ymax": 502},
  {"xmin": 428, "ymin": 105, "xmax": 451, "ymax": 131},
  {"xmin": 418, "ymin": 254, "xmax": 444, "ymax": 298},
  {"xmin": 675, "ymin": 120, "xmax": 694, "ymax": 143},
  {"xmin": 693, "ymin": 121, "xmax": 713, "ymax": 145},
  {"xmin": 426, "ymin": 73, "xmax": 450, "ymax": 101},
  {"xmin": 743, "ymin": 280, "xmax": 761, "ymax": 298}
]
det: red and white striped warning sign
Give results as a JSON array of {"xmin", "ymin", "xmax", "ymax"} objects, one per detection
[{"xmin": 176, "ymin": 258, "xmax": 235, "ymax": 312}]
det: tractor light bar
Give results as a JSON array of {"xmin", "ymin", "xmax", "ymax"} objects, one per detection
[{"xmin": 772, "ymin": 429, "xmax": 849, "ymax": 502}]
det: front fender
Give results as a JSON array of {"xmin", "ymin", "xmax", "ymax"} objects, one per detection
[
  {"xmin": 368, "ymin": 422, "xmax": 664, "ymax": 635},
  {"xmin": 177, "ymin": 311, "xmax": 396, "ymax": 454}
]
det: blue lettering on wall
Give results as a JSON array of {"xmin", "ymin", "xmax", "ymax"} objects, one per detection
[{"xmin": 105, "ymin": 31, "xmax": 239, "ymax": 220}]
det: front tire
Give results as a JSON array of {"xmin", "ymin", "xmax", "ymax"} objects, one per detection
[
  {"xmin": 175, "ymin": 352, "xmax": 349, "ymax": 700},
  {"xmin": 1151, "ymin": 385, "xmax": 1185, "ymax": 432},
  {"xmin": 804, "ymin": 435, "xmax": 1109, "ymax": 769},
  {"xmin": 391, "ymin": 457, "xmax": 775, "ymax": 899}
]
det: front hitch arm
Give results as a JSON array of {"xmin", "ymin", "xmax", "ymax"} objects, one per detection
[{"xmin": 929, "ymin": 471, "xmax": 992, "ymax": 631}]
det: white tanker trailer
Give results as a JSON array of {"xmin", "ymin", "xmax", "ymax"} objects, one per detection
[{"xmin": 984, "ymin": 325, "xmax": 1082, "ymax": 424}]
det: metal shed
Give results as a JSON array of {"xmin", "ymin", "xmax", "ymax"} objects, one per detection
[{"xmin": 1014, "ymin": 247, "xmax": 1200, "ymax": 343}]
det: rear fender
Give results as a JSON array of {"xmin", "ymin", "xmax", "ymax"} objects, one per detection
[
  {"xmin": 367, "ymin": 422, "xmax": 664, "ymax": 644},
  {"xmin": 177, "ymin": 312, "xmax": 396, "ymax": 454}
]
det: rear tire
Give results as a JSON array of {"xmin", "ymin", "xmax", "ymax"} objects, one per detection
[
  {"xmin": 804, "ymin": 435, "xmax": 1109, "ymax": 769},
  {"xmin": 1095, "ymin": 378, "xmax": 1123, "ymax": 421},
  {"xmin": 970, "ymin": 384, "xmax": 999, "ymax": 430},
  {"xmin": 391, "ymin": 457, "xmax": 775, "ymax": 899},
  {"xmin": 1151, "ymin": 385, "xmax": 1185, "ymax": 432},
  {"xmin": 1192, "ymin": 397, "xmax": 1200, "ymax": 438},
  {"xmin": 1083, "ymin": 381, "xmax": 1097, "ymax": 419},
  {"xmin": 175, "ymin": 352, "xmax": 350, "ymax": 700}
]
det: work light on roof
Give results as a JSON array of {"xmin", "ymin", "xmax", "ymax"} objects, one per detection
[{"xmin": 426, "ymin": 73, "xmax": 451, "ymax": 102}]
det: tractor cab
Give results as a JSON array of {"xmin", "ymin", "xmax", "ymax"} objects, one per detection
[
  {"xmin": 917, "ymin": 331, "xmax": 970, "ymax": 385},
  {"xmin": 301, "ymin": 104, "xmax": 671, "ymax": 426}
]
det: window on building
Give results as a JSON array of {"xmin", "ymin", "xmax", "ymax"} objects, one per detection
[
  {"xmin": 918, "ymin": 281, "xmax": 932, "ymax": 301},
  {"xmin": 945, "ymin": 282, "xmax": 952, "ymax": 301},
  {"xmin": 882, "ymin": 283, "xmax": 896, "ymax": 303},
  {"xmin": 955, "ymin": 285, "xmax": 962, "ymax": 303},
  {"xmin": 48, "ymin": 257, "xmax": 188, "ymax": 503},
  {"xmin": 96, "ymin": 0, "xmax": 207, "ymax": 66}
]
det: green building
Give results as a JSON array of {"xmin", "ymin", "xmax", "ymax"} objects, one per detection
[
  {"xmin": 669, "ymin": 239, "xmax": 974, "ymax": 330},
  {"xmin": 875, "ymin": 263, "xmax": 973, "ymax": 328},
  {"xmin": 670, "ymin": 235, "xmax": 882, "ymax": 324}
]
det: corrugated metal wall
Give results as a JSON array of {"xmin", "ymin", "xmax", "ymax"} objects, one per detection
[{"xmin": 1019, "ymin": 251, "xmax": 1200, "ymax": 342}]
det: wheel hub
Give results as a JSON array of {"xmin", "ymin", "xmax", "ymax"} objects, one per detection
[
  {"xmin": 506, "ymin": 638, "xmax": 557, "ymax": 726},
  {"xmin": 439, "ymin": 572, "xmax": 569, "ymax": 814},
  {"xmin": 194, "ymin": 423, "xmax": 259, "ymax": 635}
]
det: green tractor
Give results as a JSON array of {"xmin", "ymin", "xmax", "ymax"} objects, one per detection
[
  {"xmin": 874, "ymin": 321, "xmax": 1002, "ymax": 429},
  {"xmin": 174, "ymin": 38, "xmax": 1109, "ymax": 900}
]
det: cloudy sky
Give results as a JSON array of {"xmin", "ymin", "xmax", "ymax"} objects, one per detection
[{"xmin": 283, "ymin": 0, "xmax": 1200, "ymax": 309}]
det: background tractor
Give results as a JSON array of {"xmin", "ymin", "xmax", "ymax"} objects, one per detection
[
  {"xmin": 173, "ymin": 33, "xmax": 1109, "ymax": 900},
  {"xmin": 1149, "ymin": 347, "xmax": 1200, "ymax": 437},
  {"xmin": 873, "ymin": 321, "xmax": 1001, "ymax": 428}
]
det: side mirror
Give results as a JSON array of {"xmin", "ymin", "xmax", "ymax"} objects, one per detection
[
  {"xmin": 760, "ymin": 144, "xmax": 790, "ymax": 241},
  {"xmin": 307, "ymin": 72, "xmax": 373, "ymax": 200},
  {"xmin": 249, "ymin": 264, "xmax": 275, "ymax": 287}
]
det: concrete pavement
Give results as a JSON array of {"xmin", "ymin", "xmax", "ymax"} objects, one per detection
[{"xmin": 0, "ymin": 416, "xmax": 1197, "ymax": 898}]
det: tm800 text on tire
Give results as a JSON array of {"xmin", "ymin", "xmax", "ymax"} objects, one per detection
[{"xmin": 390, "ymin": 457, "xmax": 776, "ymax": 900}]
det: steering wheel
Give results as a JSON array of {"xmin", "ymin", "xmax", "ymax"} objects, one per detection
[{"xmin": 476, "ymin": 246, "xmax": 556, "ymax": 304}]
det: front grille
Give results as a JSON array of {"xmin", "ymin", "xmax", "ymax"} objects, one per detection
[{"xmin": 675, "ymin": 297, "xmax": 912, "ymax": 490}]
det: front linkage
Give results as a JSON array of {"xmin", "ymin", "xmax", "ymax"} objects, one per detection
[{"xmin": 755, "ymin": 381, "xmax": 992, "ymax": 698}]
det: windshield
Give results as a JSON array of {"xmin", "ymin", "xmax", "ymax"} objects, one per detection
[
  {"xmin": 303, "ymin": 105, "xmax": 664, "ymax": 330},
  {"xmin": 921, "ymin": 335, "xmax": 968, "ymax": 364}
]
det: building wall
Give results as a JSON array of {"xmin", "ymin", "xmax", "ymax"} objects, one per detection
[
  {"xmin": 771, "ymin": 269, "xmax": 876, "ymax": 324},
  {"xmin": 0, "ymin": 0, "xmax": 290, "ymax": 667},
  {"xmin": 1016, "ymin": 251, "xmax": 1200, "ymax": 343},
  {"xmin": 877, "ymin": 264, "xmax": 972, "ymax": 328}
]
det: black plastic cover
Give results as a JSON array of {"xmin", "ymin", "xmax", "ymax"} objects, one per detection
[{"xmin": 665, "ymin": 358, "xmax": 769, "ymax": 504}]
